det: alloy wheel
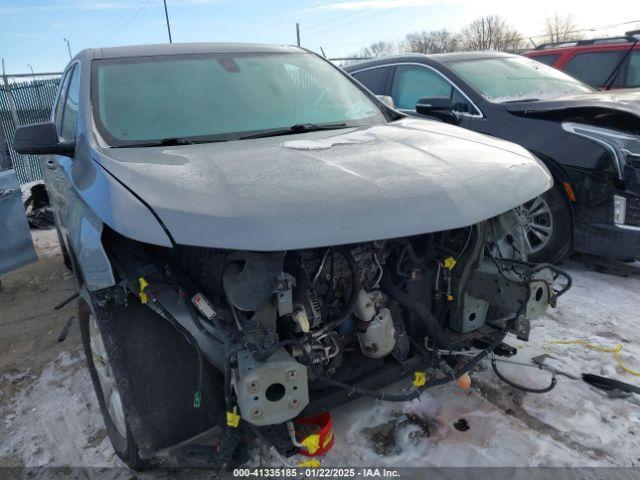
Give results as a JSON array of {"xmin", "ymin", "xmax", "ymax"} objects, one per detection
[
  {"xmin": 516, "ymin": 196, "xmax": 554, "ymax": 254},
  {"xmin": 89, "ymin": 314, "xmax": 127, "ymax": 438}
]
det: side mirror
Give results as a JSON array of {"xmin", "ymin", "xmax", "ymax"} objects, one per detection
[
  {"xmin": 12, "ymin": 122, "xmax": 75, "ymax": 156},
  {"xmin": 415, "ymin": 96, "xmax": 458, "ymax": 125},
  {"xmin": 376, "ymin": 95, "xmax": 396, "ymax": 109}
]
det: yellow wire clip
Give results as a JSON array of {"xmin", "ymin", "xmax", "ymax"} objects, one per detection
[
  {"xmin": 226, "ymin": 407, "xmax": 241, "ymax": 428},
  {"xmin": 413, "ymin": 371, "xmax": 427, "ymax": 387},
  {"xmin": 138, "ymin": 277, "xmax": 149, "ymax": 304}
]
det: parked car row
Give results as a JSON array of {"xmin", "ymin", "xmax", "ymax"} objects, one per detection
[
  {"xmin": 346, "ymin": 51, "xmax": 640, "ymax": 263},
  {"xmin": 0, "ymin": 41, "xmax": 635, "ymax": 470}
]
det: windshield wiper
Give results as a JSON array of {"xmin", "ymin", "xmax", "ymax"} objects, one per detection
[
  {"xmin": 239, "ymin": 123, "xmax": 349, "ymax": 140},
  {"xmin": 603, "ymin": 36, "xmax": 639, "ymax": 90},
  {"xmin": 112, "ymin": 137, "xmax": 224, "ymax": 148}
]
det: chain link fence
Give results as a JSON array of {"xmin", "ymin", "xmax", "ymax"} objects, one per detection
[{"xmin": 0, "ymin": 72, "xmax": 62, "ymax": 184}]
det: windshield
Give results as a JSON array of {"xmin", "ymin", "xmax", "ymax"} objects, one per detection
[
  {"xmin": 448, "ymin": 56, "xmax": 594, "ymax": 103},
  {"xmin": 92, "ymin": 52, "xmax": 387, "ymax": 146}
]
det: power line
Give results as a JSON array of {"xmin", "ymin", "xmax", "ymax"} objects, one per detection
[
  {"xmin": 304, "ymin": 7, "xmax": 401, "ymax": 39},
  {"xmin": 523, "ymin": 18, "xmax": 640, "ymax": 40},
  {"xmin": 75, "ymin": 0, "xmax": 152, "ymax": 48},
  {"xmin": 302, "ymin": 9, "xmax": 375, "ymax": 34}
]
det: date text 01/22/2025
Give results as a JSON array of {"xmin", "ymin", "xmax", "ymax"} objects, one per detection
[{"xmin": 232, "ymin": 468, "xmax": 401, "ymax": 477}]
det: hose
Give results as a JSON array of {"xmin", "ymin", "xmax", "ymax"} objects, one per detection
[
  {"xmin": 382, "ymin": 274, "xmax": 451, "ymax": 349},
  {"xmin": 491, "ymin": 356, "xmax": 557, "ymax": 394}
]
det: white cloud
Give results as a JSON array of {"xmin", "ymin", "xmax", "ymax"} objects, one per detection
[{"xmin": 313, "ymin": 0, "xmax": 439, "ymax": 11}]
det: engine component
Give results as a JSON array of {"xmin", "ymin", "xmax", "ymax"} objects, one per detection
[
  {"xmin": 357, "ymin": 308, "xmax": 396, "ymax": 358},
  {"xmin": 222, "ymin": 253, "xmax": 284, "ymax": 311},
  {"xmin": 292, "ymin": 309, "xmax": 310, "ymax": 333},
  {"xmin": 354, "ymin": 289, "xmax": 380, "ymax": 322},
  {"xmin": 191, "ymin": 293, "xmax": 217, "ymax": 320},
  {"xmin": 274, "ymin": 272, "xmax": 296, "ymax": 317},
  {"xmin": 235, "ymin": 348, "xmax": 309, "ymax": 426}
]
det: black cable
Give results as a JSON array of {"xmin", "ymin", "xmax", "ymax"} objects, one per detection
[
  {"xmin": 249, "ymin": 310, "xmax": 516, "ymax": 403},
  {"xmin": 382, "ymin": 274, "xmax": 451, "ymax": 349},
  {"xmin": 491, "ymin": 357, "xmax": 557, "ymax": 394},
  {"xmin": 315, "ymin": 249, "xmax": 361, "ymax": 335}
]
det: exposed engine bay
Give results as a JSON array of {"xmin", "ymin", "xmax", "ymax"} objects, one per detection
[
  {"xmin": 104, "ymin": 211, "xmax": 570, "ymax": 426},
  {"xmin": 102, "ymin": 208, "xmax": 570, "ymax": 438}
]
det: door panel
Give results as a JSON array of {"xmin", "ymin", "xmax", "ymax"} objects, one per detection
[
  {"xmin": 0, "ymin": 169, "xmax": 37, "ymax": 275},
  {"xmin": 48, "ymin": 64, "xmax": 79, "ymax": 246}
]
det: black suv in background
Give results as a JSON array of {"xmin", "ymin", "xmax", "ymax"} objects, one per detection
[{"xmin": 346, "ymin": 52, "xmax": 640, "ymax": 263}]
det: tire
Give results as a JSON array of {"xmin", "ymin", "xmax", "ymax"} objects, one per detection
[
  {"xmin": 519, "ymin": 184, "xmax": 572, "ymax": 264},
  {"xmin": 79, "ymin": 300, "xmax": 147, "ymax": 470}
]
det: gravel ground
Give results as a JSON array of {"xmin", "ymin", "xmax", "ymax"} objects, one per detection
[{"xmin": 1, "ymin": 229, "xmax": 639, "ymax": 476}]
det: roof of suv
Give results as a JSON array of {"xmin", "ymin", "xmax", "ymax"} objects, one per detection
[
  {"xmin": 533, "ymin": 36, "xmax": 638, "ymax": 51},
  {"xmin": 82, "ymin": 42, "xmax": 302, "ymax": 60},
  {"xmin": 345, "ymin": 50, "xmax": 517, "ymax": 70}
]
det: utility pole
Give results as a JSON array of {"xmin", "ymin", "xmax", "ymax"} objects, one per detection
[
  {"xmin": 163, "ymin": 0, "xmax": 173, "ymax": 43},
  {"xmin": 63, "ymin": 38, "xmax": 72, "ymax": 60},
  {"xmin": 296, "ymin": 23, "xmax": 300, "ymax": 46}
]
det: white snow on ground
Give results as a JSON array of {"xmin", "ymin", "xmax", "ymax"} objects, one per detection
[
  {"xmin": 31, "ymin": 228, "xmax": 62, "ymax": 259},
  {"xmin": 2, "ymin": 262, "xmax": 640, "ymax": 469},
  {"xmin": 0, "ymin": 352, "xmax": 122, "ymax": 468}
]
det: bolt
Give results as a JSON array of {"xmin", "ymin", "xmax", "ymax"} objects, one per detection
[
  {"xmin": 248, "ymin": 381, "xmax": 259, "ymax": 393},
  {"xmin": 290, "ymin": 399, "xmax": 300, "ymax": 408},
  {"xmin": 251, "ymin": 408, "xmax": 262, "ymax": 418},
  {"xmin": 287, "ymin": 369, "xmax": 297, "ymax": 380}
]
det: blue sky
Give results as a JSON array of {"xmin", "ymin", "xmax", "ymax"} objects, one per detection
[{"xmin": 1, "ymin": 0, "xmax": 638, "ymax": 74}]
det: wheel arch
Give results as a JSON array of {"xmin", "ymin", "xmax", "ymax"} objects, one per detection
[
  {"xmin": 80, "ymin": 288, "xmax": 225, "ymax": 460},
  {"xmin": 529, "ymin": 150, "xmax": 577, "ymax": 224}
]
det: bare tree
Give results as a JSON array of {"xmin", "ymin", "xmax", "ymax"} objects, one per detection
[
  {"xmin": 403, "ymin": 29, "xmax": 460, "ymax": 54},
  {"xmin": 357, "ymin": 41, "xmax": 397, "ymax": 59},
  {"xmin": 543, "ymin": 14, "xmax": 581, "ymax": 43},
  {"xmin": 459, "ymin": 15, "xmax": 523, "ymax": 51}
]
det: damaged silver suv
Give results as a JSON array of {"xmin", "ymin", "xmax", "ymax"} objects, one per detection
[{"xmin": 9, "ymin": 43, "xmax": 570, "ymax": 469}]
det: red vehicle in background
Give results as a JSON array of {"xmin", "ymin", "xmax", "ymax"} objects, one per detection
[{"xmin": 525, "ymin": 32, "xmax": 640, "ymax": 89}]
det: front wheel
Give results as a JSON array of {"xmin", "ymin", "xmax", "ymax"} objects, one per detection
[
  {"xmin": 517, "ymin": 185, "xmax": 572, "ymax": 264},
  {"xmin": 79, "ymin": 300, "xmax": 146, "ymax": 470}
]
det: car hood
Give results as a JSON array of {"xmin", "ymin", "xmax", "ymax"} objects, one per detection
[
  {"xmin": 95, "ymin": 118, "xmax": 552, "ymax": 251},
  {"xmin": 504, "ymin": 88, "xmax": 640, "ymax": 119}
]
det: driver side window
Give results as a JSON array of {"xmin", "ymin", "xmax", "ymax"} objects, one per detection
[
  {"xmin": 53, "ymin": 64, "xmax": 80, "ymax": 143},
  {"xmin": 391, "ymin": 64, "xmax": 476, "ymax": 115}
]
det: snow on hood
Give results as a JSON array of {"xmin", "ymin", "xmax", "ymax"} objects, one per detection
[{"xmin": 95, "ymin": 118, "xmax": 552, "ymax": 251}]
